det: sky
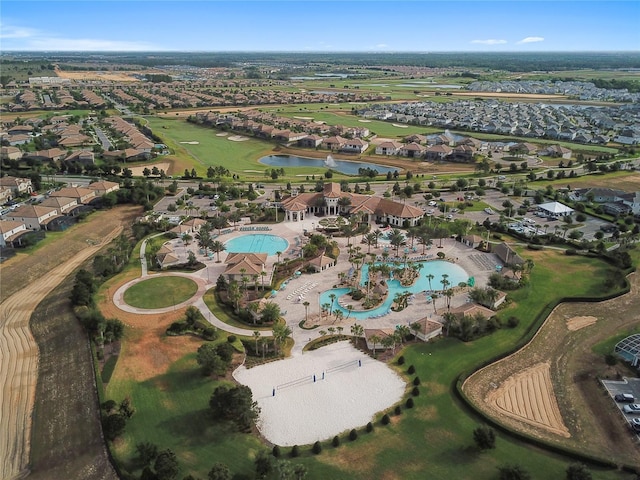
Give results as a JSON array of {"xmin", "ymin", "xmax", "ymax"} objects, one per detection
[{"xmin": 1, "ymin": 1, "xmax": 639, "ymax": 52}]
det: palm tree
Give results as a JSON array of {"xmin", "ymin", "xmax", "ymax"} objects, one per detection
[
  {"xmin": 443, "ymin": 288, "xmax": 454, "ymax": 312},
  {"xmin": 272, "ymin": 323, "xmax": 292, "ymax": 355},
  {"xmin": 396, "ymin": 325, "xmax": 410, "ymax": 345},
  {"xmin": 182, "ymin": 233, "xmax": 193, "ymax": 245},
  {"xmin": 303, "ymin": 301, "xmax": 310, "ymax": 323},
  {"xmin": 337, "ymin": 326, "xmax": 344, "ymax": 336},
  {"xmin": 350, "ymin": 323, "xmax": 363, "ymax": 339},
  {"xmin": 260, "ymin": 270, "xmax": 267, "ymax": 291},
  {"xmin": 388, "ymin": 228, "xmax": 405, "ymax": 256},
  {"xmin": 381, "ymin": 335, "xmax": 394, "ymax": 353},
  {"xmin": 346, "ymin": 304, "xmax": 354, "ymax": 320},
  {"xmin": 370, "ymin": 334, "xmax": 381, "ymax": 356},
  {"xmin": 211, "ymin": 240, "xmax": 226, "ymax": 262},
  {"xmin": 334, "ymin": 309, "xmax": 344, "ymax": 323},
  {"xmin": 276, "ymin": 251, "xmax": 282, "ymax": 264},
  {"xmin": 328, "ymin": 326, "xmax": 336, "ymax": 336},
  {"xmin": 321, "ymin": 303, "xmax": 331, "ymax": 318},
  {"xmin": 426, "ymin": 273, "xmax": 435, "ymax": 292},
  {"xmin": 410, "ymin": 321, "xmax": 422, "ymax": 339},
  {"xmin": 196, "ymin": 228, "xmax": 212, "ymax": 255},
  {"xmin": 253, "ymin": 330, "xmax": 260, "ymax": 353},
  {"xmin": 363, "ymin": 232, "xmax": 378, "ymax": 254},
  {"xmin": 329, "ymin": 293, "xmax": 337, "ymax": 317},
  {"xmin": 229, "ymin": 281, "xmax": 241, "ymax": 314}
]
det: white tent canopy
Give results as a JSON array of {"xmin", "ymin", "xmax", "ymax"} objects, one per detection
[{"xmin": 537, "ymin": 201, "xmax": 574, "ymax": 216}]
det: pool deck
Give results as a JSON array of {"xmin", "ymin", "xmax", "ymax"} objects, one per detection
[{"xmin": 113, "ymin": 213, "xmax": 504, "ymax": 355}]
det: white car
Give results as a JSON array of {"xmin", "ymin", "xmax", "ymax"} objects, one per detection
[
  {"xmin": 623, "ymin": 404, "xmax": 640, "ymax": 414},
  {"xmin": 484, "ymin": 208, "xmax": 494, "ymax": 215},
  {"xmin": 428, "ymin": 201, "xmax": 437, "ymax": 207}
]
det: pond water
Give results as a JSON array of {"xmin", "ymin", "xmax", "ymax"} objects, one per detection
[{"xmin": 258, "ymin": 155, "xmax": 397, "ymax": 176}]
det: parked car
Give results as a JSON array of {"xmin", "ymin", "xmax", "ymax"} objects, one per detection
[
  {"xmin": 615, "ymin": 393, "xmax": 635, "ymax": 403},
  {"xmin": 623, "ymin": 404, "xmax": 640, "ymax": 414},
  {"xmin": 631, "ymin": 418, "xmax": 640, "ymax": 432},
  {"xmin": 484, "ymin": 208, "xmax": 494, "ymax": 215}
]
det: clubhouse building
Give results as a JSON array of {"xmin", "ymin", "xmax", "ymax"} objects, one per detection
[{"xmin": 281, "ymin": 182, "xmax": 424, "ymax": 227}]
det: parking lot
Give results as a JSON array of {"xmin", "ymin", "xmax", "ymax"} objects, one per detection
[{"xmin": 602, "ymin": 377, "xmax": 640, "ymax": 438}]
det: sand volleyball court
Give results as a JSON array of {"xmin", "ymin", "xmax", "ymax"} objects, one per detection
[{"xmin": 234, "ymin": 341, "xmax": 405, "ymax": 446}]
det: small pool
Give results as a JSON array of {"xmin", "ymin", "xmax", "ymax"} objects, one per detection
[
  {"xmin": 319, "ymin": 261, "xmax": 468, "ymax": 320},
  {"xmin": 225, "ymin": 234, "xmax": 289, "ymax": 256}
]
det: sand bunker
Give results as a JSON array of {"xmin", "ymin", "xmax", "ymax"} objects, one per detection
[
  {"xmin": 228, "ymin": 135, "xmax": 248, "ymax": 142},
  {"xmin": 486, "ymin": 362, "xmax": 569, "ymax": 438},
  {"xmin": 293, "ymin": 116, "xmax": 313, "ymax": 120},
  {"xmin": 216, "ymin": 132, "xmax": 229, "ymax": 137},
  {"xmin": 358, "ymin": 119, "xmax": 372, "ymax": 123},
  {"xmin": 179, "ymin": 141, "xmax": 200, "ymax": 145},
  {"xmin": 566, "ymin": 316, "xmax": 597, "ymax": 331},
  {"xmin": 392, "ymin": 123, "xmax": 409, "ymax": 128},
  {"xmin": 234, "ymin": 341, "xmax": 405, "ymax": 446}
]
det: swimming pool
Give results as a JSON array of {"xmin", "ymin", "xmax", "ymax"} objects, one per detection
[
  {"xmin": 225, "ymin": 234, "xmax": 289, "ymax": 256},
  {"xmin": 319, "ymin": 260, "xmax": 468, "ymax": 320}
]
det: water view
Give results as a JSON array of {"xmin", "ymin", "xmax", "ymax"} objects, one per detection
[{"xmin": 258, "ymin": 155, "xmax": 397, "ymax": 175}]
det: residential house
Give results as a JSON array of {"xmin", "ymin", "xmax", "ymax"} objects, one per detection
[
  {"xmin": 297, "ymin": 135, "xmax": 323, "ymax": 148},
  {"xmin": 39, "ymin": 196, "xmax": 78, "ymax": 214},
  {"xmin": 398, "ymin": 142, "xmax": 425, "ymax": 158},
  {"xmin": 50, "ymin": 187, "xmax": 96, "ymax": 204},
  {"xmin": 341, "ymin": 138, "xmax": 369, "ymax": 154},
  {"xmin": 5, "ymin": 204, "xmax": 59, "ymax": 230},
  {"xmin": 64, "ymin": 150, "xmax": 95, "ymax": 166},
  {"xmin": 492, "ymin": 242, "xmax": 525, "ymax": 267},
  {"xmin": 87, "ymin": 181, "xmax": 120, "ymax": 196},
  {"xmin": 0, "ymin": 220, "xmax": 28, "ymax": 247},
  {"xmin": 0, "ymin": 146, "xmax": 23, "ymax": 161},
  {"xmin": 0, "ymin": 176, "xmax": 33, "ymax": 195},
  {"xmin": 425, "ymin": 144, "xmax": 452, "ymax": 161},
  {"xmin": 375, "ymin": 141, "xmax": 402, "ymax": 156}
]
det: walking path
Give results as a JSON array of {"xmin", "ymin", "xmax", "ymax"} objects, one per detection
[
  {"xmin": 113, "ymin": 216, "xmax": 498, "ymax": 357},
  {"xmin": 0, "ymin": 226, "xmax": 122, "ymax": 480}
]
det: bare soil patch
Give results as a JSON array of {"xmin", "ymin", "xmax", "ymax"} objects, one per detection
[
  {"xmin": 486, "ymin": 362, "xmax": 569, "ymax": 437},
  {"xmin": 463, "ymin": 274, "xmax": 640, "ymax": 466},
  {"xmin": 54, "ymin": 67, "xmax": 142, "ymax": 82},
  {"xmin": 126, "ymin": 162, "xmax": 171, "ymax": 176},
  {"xmin": 0, "ymin": 209, "xmax": 128, "ymax": 479},
  {"xmin": 566, "ymin": 316, "xmax": 597, "ymax": 331},
  {"xmin": 0, "ymin": 205, "xmax": 142, "ymax": 300}
]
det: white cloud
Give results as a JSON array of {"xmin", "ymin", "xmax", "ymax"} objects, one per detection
[
  {"xmin": 517, "ymin": 36, "xmax": 545, "ymax": 44},
  {"xmin": 376, "ymin": 43, "xmax": 389, "ymax": 48},
  {"xmin": 1, "ymin": 22, "xmax": 159, "ymax": 51},
  {"xmin": 0, "ymin": 23, "xmax": 40, "ymax": 39},
  {"xmin": 470, "ymin": 39, "xmax": 507, "ymax": 45},
  {"xmin": 25, "ymin": 38, "xmax": 159, "ymax": 51}
]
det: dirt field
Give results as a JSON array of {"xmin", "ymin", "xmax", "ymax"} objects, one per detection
[
  {"xmin": 126, "ymin": 162, "xmax": 171, "ymax": 177},
  {"xmin": 463, "ymin": 274, "xmax": 640, "ymax": 466},
  {"xmin": 0, "ymin": 205, "xmax": 139, "ymax": 480},
  {"xmin": 99, "ymin": 274, "xmax": 199, "ymax": 382},
  {"xmin": 54, "ymin": 67, "xmax": 142, "ymax": 82},
  {"xmin": 486, "ymin": 362, "xmax": 570, "ymax": 438}
]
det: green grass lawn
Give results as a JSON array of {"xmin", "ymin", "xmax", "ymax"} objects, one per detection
[
  {"xmin": 202, "ymin": 288, "xmax": 272, "ymax": 331},
  {"xmin": 106, "ymin": 351, "xmax": 267, "ymax": 479},
  {"xmin": 123, "ymin": 276, "xmax": 198, "ymax": 309},
  {"xmin": 107, "ymin": 247, "xmax": 634, "ymax": 479}
]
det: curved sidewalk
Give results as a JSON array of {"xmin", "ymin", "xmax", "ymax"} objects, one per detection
[{"xmin": 112, "ymin": 271, "xmax": 274, "ymax": 337}]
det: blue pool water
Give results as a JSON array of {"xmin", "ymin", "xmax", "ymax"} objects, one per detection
[
  {"xmin": 319, "ymin": 261, "xmax": 468, "ymax": 320},
  {"xmin": 225, "ymin": 234, "xmax": 289, "ymax": 256},
  {"xmin": 258, "ymin": 155, "xmax": 396, "ymax": 176}
]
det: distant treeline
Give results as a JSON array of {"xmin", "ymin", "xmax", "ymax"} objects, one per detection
[{"xmin": 4, "ymin": 51, "xmax": 640, "ymax": 72}]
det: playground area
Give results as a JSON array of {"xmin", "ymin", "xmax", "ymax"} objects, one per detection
[{"xmin": 233, "ymin": 340, "xmax": 405, "ymax": 446}]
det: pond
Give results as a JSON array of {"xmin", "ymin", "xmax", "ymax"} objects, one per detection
[{"xmin": 258, "ymin": 154, "xmax": 397, "ymax": 176}]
